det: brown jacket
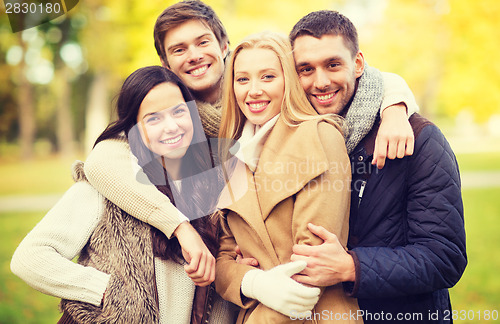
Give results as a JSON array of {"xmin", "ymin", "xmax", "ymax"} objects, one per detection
[{"xmin": 215, "ymin": 117, "xmax": 361, "ymax": 323}]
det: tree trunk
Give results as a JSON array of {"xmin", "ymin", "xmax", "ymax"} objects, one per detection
[
  {"xmin": 84, "ymin": 73, "xmax": 109, "ymax": 153},
  {"xmin": 55, "ymin": 66, "xmax": 75, "ymax": 157},
  {"xmin": 17, "ymin": 36, "xmax": 35, "ymax": 160}
]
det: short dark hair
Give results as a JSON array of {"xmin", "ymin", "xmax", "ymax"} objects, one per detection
[
  {"xmin": 153, "ymin": 0, "xmax": 229, "ymax": 66},
  {"xmin": 289, "ymin": 10, "xmax": 359, "ymax": 58}
]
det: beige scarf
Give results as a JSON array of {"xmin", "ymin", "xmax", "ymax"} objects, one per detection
[{"xmin": 230, "ymin": 114, "xmax": 280, "ymax": 172}]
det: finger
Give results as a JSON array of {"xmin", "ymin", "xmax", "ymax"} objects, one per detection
[
  {"xmin": 374, "ymin": 136, "xmax": 388, "ymax": 169},
  {"xmin": 184, "ymin": 251, "xmax": 202, "ymax": 274},
  {"xmin": 371, "ymin": 137, "xmax": 379, "ymax": 166},
  {"xmin": 290, "ymin": 251, "xmax": 311, "ymax": 261},
  {"xmin": 279, "ymin": 260, "xmax": 307, "ymax": 277},
  {"xmin": 307, "ymin": 223, "xmax": 337, "ymax": 243},
  {"xmin": 207, "ymin": 255, "xmax": 215, "ymax": 283},
  {"xmin": 239, "ymin": 257, "xmax": 259, "ymax": 266},
  {"xmin": 291, "ymin": 273, "xmax": 315, "ymax": 286},
  {"xmin": 290, "ymin": 283, "xmax": 321, "ymax": 299},
  {"xmin": 396, "ymin": 137, "xmax": 406, "ymax": 159},
  {"xmin": 387, "ymin": 136, "xmax": 398, "ymax": 160},
  {"xmin": 405, "ymin": 135, "xmax": 415, "ymax": 156}
]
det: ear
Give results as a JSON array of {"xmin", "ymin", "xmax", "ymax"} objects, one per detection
[
  {"xmin": 354, "ymin": 51, "xmax": 365, "ymax": 78},
  {"xmin": 160, "ymin": 58, "xmax": 170, "ymax": 69},
  {"xmin": 221, "ymin": 41, "xmax": 229, "ymax": 60}
]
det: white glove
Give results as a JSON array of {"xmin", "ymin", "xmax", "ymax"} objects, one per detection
[{"xmin": 241, "ymin": 261, "xmax": 320, "ymax": 317}]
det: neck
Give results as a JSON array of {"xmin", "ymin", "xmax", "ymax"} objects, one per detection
[
  {"xmin": 341, "ymin": 79, "xmax": 360, "ymax": 117},
  {"xmin": 193, "ymin": 81, "xmax": 222, "ymax": 105},
  {"xmin": 160, "ymin": 156, "xmax": 182, "ymax": 181}
]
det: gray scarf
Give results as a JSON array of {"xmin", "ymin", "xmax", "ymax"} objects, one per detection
[{"xmin": 343, "ymin": 64, "xmax": 384, "ymax": 154}]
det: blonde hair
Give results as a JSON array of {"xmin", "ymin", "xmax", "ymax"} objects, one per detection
[{"xmin": 218, "ymin": 31, "xmax": 342, "ymax": 160}]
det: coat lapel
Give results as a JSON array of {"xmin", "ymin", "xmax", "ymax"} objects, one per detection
[
  {"xmin": 218, "ymin": 158, "xmax": 279, "ymax": 264},
  {"xmin": 255, "ymin": 117, "xmax": 332, "ymax": 221}
]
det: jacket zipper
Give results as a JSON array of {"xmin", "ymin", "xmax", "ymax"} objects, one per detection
[{"xmin": 358, "ymin": 180, "xmax": 367, "ymax": 208}]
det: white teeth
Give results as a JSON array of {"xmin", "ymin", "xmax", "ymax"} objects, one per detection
[
  {"xmin": 248, "ymin": 102, "xmax": 267, "ymax": 109},
  {"xmin": 190, "ymin": 65, "xmax": 208, "ymax": 76},
  {"xmin": 316, "ymin": 93, "xmax": 335, "ymax": 101},
  {"xmin": 161, "ymin": 135, "xmax": 182, "ymax": 144}
]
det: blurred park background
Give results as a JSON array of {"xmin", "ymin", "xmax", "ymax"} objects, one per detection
[{"xmin": 1, "ymin": 0, "xmax": 499, "ymax": 323}]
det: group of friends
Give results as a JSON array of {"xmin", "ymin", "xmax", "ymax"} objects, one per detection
[{"xmin": 11, "ymin": 1, "xmax": 466, "ymax": 323}]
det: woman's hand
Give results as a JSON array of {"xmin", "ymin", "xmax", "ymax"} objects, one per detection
[{"xmin": 173, "ymin": 221, "xmax": 215, "ymax": 287}]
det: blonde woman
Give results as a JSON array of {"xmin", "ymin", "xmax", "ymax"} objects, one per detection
[{"xmin": 215, "ymin": 32, "xmax": 362, "ymax": 323}]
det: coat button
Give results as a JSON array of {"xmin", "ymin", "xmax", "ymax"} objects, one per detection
[{"xmin": 358, "ymin": 156, "xmax": 364, "ymax": 162}]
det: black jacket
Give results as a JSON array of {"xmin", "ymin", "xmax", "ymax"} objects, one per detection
[{"xmin": 345, "ymin": 114, "xmax": 467, "ymax": 323}]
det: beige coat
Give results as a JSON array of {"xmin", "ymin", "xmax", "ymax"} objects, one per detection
[{"xmin": 215, "ymin": 117, "xmax": 362, "ymax": 323}]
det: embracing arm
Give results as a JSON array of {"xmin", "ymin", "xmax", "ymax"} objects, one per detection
[
  {"xmin": 350, "ymin": 124, "xmax": 466, "ymax": 298},
  {"xmin": 293, "ymin": 122, "xmax": 351, "ymax": 248},
  {"xmin": 215, "ymin": 223, "xmax": 256, "ymax": 308},
  {"xmin": 373, "ymin": 72, "xmax": 420, "ymax": 168},
  {"xmin": 10, "ymin": 182, "xmax": 110, "ymax": 306},
  {"xmin": 85, "ymin": 138, "xmax": 214, "ymax": 285},
  {"xmin": 84, "ymin": 137, "xmax": 188, "ymax": 238}
]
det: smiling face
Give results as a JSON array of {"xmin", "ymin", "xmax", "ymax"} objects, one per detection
[
  {"xmin": 163, "ymin": 19, "xmax": 228, "ymax": 104},
  {"xmin": 293, "ymin": 34, "xmax": 364, "ymax": 115},
  {"xmin": 233, "ymin": 48, "xmax": 285, "ymax": 126},
  {"xmin": 137, "ymin": 82, "xmax": 194, "ymax": 162}
]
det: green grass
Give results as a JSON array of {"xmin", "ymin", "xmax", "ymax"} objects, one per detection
[
  {"xmin": 455, "ymin": 151, "xmax": 500, "ymax": 172},
  {"xmin": 449, "ymin": 188, "xmax": 500, "ymax": 323},
  {"xmin": 0, "ymin": 157, "xmax": 81, "ymax": 196},
  {"xmin": 0, "ymin": 212, "xmax": 61, "ymax": 324}
]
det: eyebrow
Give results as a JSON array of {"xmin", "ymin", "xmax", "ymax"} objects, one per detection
[
  {"xmin": 142, "ymin": 103, "xmax": 187, "ymax": 120},
  {"xmin": 234, "ymin": 68, "xmax": 280, "ymax": 75},
  {"xmin": 166, "ymin": 33, "xmax": 213, "ymax": 53},
  {"xmin": 295, "ymin": 56, "xmax": 344, "ymax": 68}
]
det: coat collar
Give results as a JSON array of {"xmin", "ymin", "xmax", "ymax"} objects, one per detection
[{"xmin": 220, "ymin": 115, "xmax": 335, "ymax": 226}]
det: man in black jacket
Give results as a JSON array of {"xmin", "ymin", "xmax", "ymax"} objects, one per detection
[{"xmin": 289, "ymin": 10, "xmax": 466, "ymax": 323}]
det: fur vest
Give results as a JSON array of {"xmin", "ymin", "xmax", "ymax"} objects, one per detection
[
  {"xmin": 60, "ymin": 161, "xmax": 215, "ymax": 324},
  {"xmin": 60, "ymin": 161, "xmax": 161, "ymax": 323}
]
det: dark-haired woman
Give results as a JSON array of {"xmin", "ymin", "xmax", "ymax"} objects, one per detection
[{"xmin": 11, "ymin": 66, "xmax": 233, "ymax": 324}]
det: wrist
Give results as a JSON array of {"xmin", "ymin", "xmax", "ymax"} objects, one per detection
[
  {"xmin": 343, "ymin": 253, "xmax": 356, "ymax": 282},
  {"xmin": 382, "ymin": 103, "xmax": 408, "ymax": 119},
  {"xmin": 172, "ymin": 221, "xmax": 191, "ymax": 238}
]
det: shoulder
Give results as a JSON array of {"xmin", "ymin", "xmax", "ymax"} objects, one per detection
[{"xmin": 409, "ymin": 114, "xmax": 451, "ymax": 155}]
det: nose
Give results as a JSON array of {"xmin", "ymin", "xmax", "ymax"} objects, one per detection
[
  {"xmin": 314, "ymin": 69, "xmax": 331, "ymax": 91},
  {"xmin": 162, "ymin": 116, "xmax": 180, "ymax": 134},
  {"xmin": 187, "ymin": 45, "xmax": 203, "ymax": 63},
  {"xmin": 249, "ymin": 81, "xmax": 263, "ymax": 98}
]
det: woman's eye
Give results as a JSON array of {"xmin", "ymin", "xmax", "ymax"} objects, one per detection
[
  {"xmin": 146, "ymin": 116, "xmax": 160, "ymax": 124},
  {"xmin": 263, "ymin": 74, "xmax": 276, "ymax": 81},
  {"xmin": 173, "ymin": 108, "xmax": 187, "ymax": 115},
  {"xmin": 236, "ymin": 77, "xmax": 249, "ymax": 83}
]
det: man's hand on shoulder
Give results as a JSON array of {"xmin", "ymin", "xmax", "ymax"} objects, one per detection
[
  {"xmin": 290, "ymin": 223, "xmax": 355, "ymax": 287},
  {"xmin": 373, "ymin": 103, "xmax": 414, "ymax": 169}
]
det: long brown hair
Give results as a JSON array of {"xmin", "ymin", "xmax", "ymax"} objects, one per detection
[{"xmin": 95, "ymin": 66, "xmax": 218, "ymax": 263}]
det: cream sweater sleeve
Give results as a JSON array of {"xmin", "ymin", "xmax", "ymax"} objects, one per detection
[
  {"xmin": 381, "ymin": 72, "xmax": 420, "ymax": 117},
  {"xmin": 10, "ymin": 182, "xmax": 110, "ymax": 306},
  {"xmin": 84, "ymin": 138, "xmax": 189, "ymax": 238}
]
